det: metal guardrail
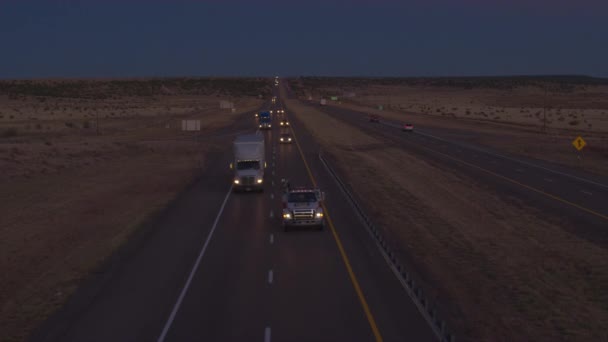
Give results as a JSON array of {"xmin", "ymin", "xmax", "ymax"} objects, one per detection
[{"xmin": 318, "ymin": 152, "xmax": 456, "ymax": 342}]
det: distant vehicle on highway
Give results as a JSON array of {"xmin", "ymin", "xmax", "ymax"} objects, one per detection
[
  {"xmin": 277, "ymin": 109, "xmax": 285, "ymax": 114},
  {"xmin": 320, "ymin": 99, "xmax": 327, "ymax": 106},
  {"xmin": 279, "ymin": 133, "xmax": 292, "ymax": 144},
  {"xmin": 254, "ymin": 112, "xmax": 259, "ymax": 118},
  {"xmin": 402, "ymin": 123, "xmax": 414, "ymax": 132},
  {"xmin": 279, "ymin": 119, "xmax": 290, "ymax": 127},
  {"xmin": 282, "ymin": 186, "xmax": 325, "ymax": 231},
  {"xmin": 259, "ymin": 117, "xmax": 271, "ymax": 129},
  {"xmin": 258, "ymin": 111, "xmax": 272, "ymax": 129},
  {"xmin": 231, "ymin": 133, "xmax": 265, "ymax": 192},
  {"xmin": 369, "ymin": 114, "xmax": 380, "ymax": 123}
]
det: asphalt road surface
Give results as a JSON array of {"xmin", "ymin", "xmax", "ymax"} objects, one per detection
[
  {"xmin": 303, "ymin": 99, "xmax": 608, "ymax": 246},
  {"xmin": 32, "ymin": 88, "xmax": 437, "ymax": 341}
]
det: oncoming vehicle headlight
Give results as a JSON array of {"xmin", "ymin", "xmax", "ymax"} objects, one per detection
[
  {"xmin": 288, "ymin": 138, "xmax": 292, "ymax": 142},
  {"xmin": 315, "ymin": 212, "xmax": 323, "ymax": 218},
  {"xmin": 259, "ymin": 124, "xmax": 262, "ymax": 128},
  {"xmin": 283, "ymin": 212, "xmax": 291, "ymax": 219},
  {"xmin": 234, "ymin": 179, "xmax": 240, "ymax": 184},
  {"xmin": 257, "ymin": 179, "xmax": 263, "ymax": 184},
  {"xmin": 280, "ymin": 138, "xmax": 284, "ymax": 141}
]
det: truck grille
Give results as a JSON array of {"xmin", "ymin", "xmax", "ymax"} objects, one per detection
[
  {"xmin": 241, "ymin": 176, "xmax": 255, "ymax": 185},
  {"xmin": 293, "ymin": 209, "xmax": 314, "ymax": 220}
]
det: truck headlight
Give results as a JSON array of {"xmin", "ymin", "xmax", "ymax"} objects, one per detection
[
  {"xmin": 288, "ymin": 138, "xmax": 292, "ymax": 142},
  {"xmin": 280, "ymin": 138, "xmax": 284, "ymax": 141},
  {"xmin": 257, "ymin": 179, "xmax": 263, "ymax": 184},
  {"xmin": 259, "ymin": 124, "xmax": 262, "ymax": 128},
  {"xmin": 283, "ymin": 212, "xmax": 291, "ymax": 219},
  {"xmin": 315, "ymin": 212, "xmax": 323, "ymax": 218},
  {"xmin": 234, "ymin": 179, "xmax": 240, "ymax": 184}
]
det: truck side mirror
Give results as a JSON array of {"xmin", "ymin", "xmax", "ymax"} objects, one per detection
[{"xmin": 229, "ymin": 163, "xmax": 233, "ymax": 170}]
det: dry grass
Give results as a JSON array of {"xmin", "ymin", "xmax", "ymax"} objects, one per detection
[
  {"xmin": 0, "ymin": 82, "xmax": 263, "ymax": 341},
  {"xmin": 326, "ymin": 100, "xmax": 608, "ymax": 177},
  {"xmin": 284, "ymin": 97, "xmax": 608, "ymax": 342},
  {"xmin": 290, "ymin": 78, "xmax": 608, "ymax": 176}
]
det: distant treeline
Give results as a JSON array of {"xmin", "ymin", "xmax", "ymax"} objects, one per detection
[
  {"xmin": 0, "ymin": 78, "xmax": 272, "ymax": 99},
  {"xmin": 291, "ymin": 75, "xmax": 608, "ymax": 92}
]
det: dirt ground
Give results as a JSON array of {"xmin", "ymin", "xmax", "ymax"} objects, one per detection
[
  {"xmin": 291, "ymin": 79, "xmax": 608, "ymax": 176},
  {"xmin": 0, "ymin": 80, "xmax": 264, "ymax": 341},
  {"xmin": 284, "ymin": 97, "xmax": 608, "ymax": 342}
]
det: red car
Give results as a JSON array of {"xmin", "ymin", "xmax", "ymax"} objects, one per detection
[
  {"xmin": 369, "ymin": 114, "xmax": 380, "ymax": 122},
  {"xmin": 402, "ymin": 123, "xmax": 414, "ymax": 132}
]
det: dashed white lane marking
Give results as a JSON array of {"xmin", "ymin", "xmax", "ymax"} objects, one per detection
[
  {"xmin": 415, "ymin": 129, "xmax": 608, "ymax": 191},
  {"xmin": 270, "ymin": 193, "xmax": 274, "ymax": 199},
  {"xmin": 268, "ymin": 270, "xmax": 273, "ymax": 284},
  {"xmin": 272, "ymin": 170, "xmax": 275, "ymax": 176},
  {"xmin": 271, "ymin": 180, "xmax": 274, "ymax": 187},
  {"xmin": 264, "ymin": 327, "xmax": 271, "ymax": 342},
  {"xmin": 270, "ymin": 234, "xmax": 274, "ymax": 244},
  {"xmin": 269, "ymin": 210, "xmax": 274, "ymax": 218},
  {"xmin": 581, "ymin": 190, "xmax": 593, "ymax": 196},
  {"xmin": 544, "ymin": 178, "xmax": 553, "ymax": 182},
  {"xmin": 157, "ymin": 185, "xmax": 232, "ymax": 342}
]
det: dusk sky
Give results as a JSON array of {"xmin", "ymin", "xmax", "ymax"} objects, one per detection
[{"xmin": 1, "ymin": 0, "xmax": 607, "ymax": 78}]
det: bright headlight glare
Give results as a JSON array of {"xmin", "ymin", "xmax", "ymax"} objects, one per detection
[
  {"xmin": 283, "ymin": 213, "xmax": 291, "ymax": 219},
  {"xmin": 316, "ymin": 212, "xmax": 323, "ymax": 218},
  {"xmin": 257, "ymin": 179, "xmax": 263, "ymax": 184},
  {"xmin": 280, "ymin": 138, "xmax": 284, "ymax": 141},
  {"xmin": 234, "ymin": 179, "xmax": 240, "ymax": 184}
]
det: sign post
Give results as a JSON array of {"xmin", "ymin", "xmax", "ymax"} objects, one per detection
[{"xmin": 572, "ymin": 136, "xmax": 587, "ymax": 166}]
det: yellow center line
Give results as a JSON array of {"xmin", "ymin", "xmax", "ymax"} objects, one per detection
[
  {"xmin": 289, "ymin": 123, "xmax": 384, "ymax": 342},
  {"xmin": 384, "ymin": 130, "xmax": 608, "ymax": 221}
]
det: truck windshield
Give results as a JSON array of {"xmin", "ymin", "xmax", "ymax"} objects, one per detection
[
  {"xmin": 236, "ymin": 161, "xmax": 260, "ymax": 170},
  {"xmin": 288, "ymin": 192, "xmax": 317, "ymax": 203}
]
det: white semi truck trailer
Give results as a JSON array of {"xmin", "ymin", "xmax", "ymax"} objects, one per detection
[{"xmin": 231, "ymin": 133, "xmax": 265, "ymax": 192}]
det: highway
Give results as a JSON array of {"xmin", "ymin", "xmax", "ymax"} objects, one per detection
[
  {"xmin": 31, "ymin": 86, "xmax": 437, "ymax": 341},
  {"xmin": 303, "ymin": 100, "xmax": 608, "ymax": 246}
]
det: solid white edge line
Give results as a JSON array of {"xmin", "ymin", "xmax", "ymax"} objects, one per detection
[
  {"xmin": 379, "ymin": 120, "xmax": 608, "ymax": 190},
  {"xmin": 318, "ymin": 153, "xmax": 444, "ymax": 342},
  {"xmin": 264, "ymin": 327, "xmax": 271, "ymax": 342},
  {"xmin": 157, "ymin": 185, "xmax": 233, "ymax": 342},
  {"xmin": 413, "ymin": 127, "xmax": 608, "ymax": 190},
  {"xmin": 270, "ymin": 234, "xmax": 274, "ymax": 244}
]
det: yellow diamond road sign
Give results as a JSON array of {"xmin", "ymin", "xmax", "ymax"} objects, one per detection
[{"xmin": 572, "ymin": 136, "xmax": 586, "ymax": 151}]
